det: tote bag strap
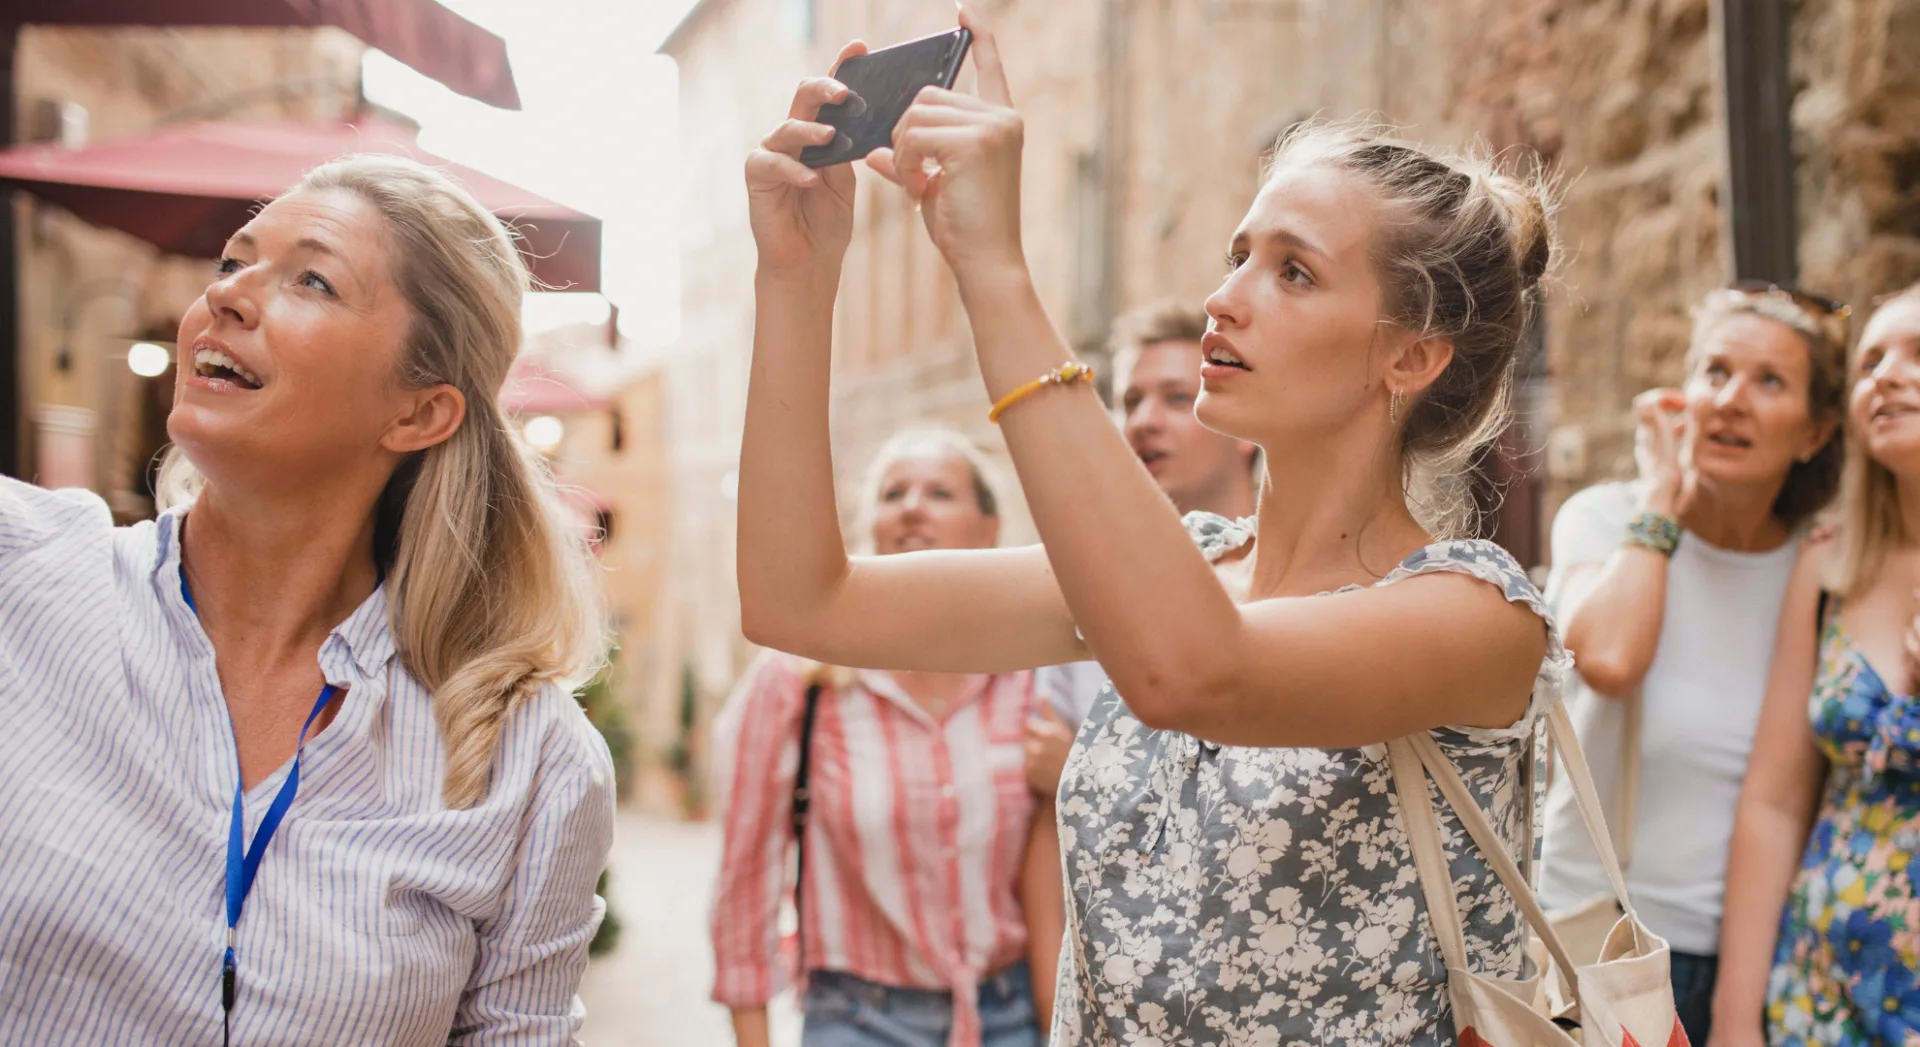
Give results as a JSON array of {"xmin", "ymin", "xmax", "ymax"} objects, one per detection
[
  {"xmin": 1388, "ymin": 736, "xmax": 1473, "ymax": 974},
  {"xmin": 1388, "ymin": 735, "xmax": 1582, "ymax": 990},
  {"xmin": 1616, "ymin": 687, "xmax": 1641, "ymax": 870},
  {"xmin": 1545, "ymin": 687, "xmax": 1639, "ymax": 869},
  {"xmin": 1389, "ymin": 706, "xmax": 1643, "ymax": 1006},
  {"xmin": 790, "ymin": 681, "xmax": 824, "ymax": 974},
  {"xmin": 1542, "ymin": 702, "xmax": 1637, "ymax": 916}
]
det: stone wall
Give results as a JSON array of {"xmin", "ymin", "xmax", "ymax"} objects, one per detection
[
  {"xmin": 1529, "ymin": 0, "xmax": 1725, "ymax": 506},
  {"xmin": 1522, "ymin": 0, "xmax": 1920, "ymax": 506},
  {"xmin": 1794, "ymin": 0, "xmax": 1920, "ymax": 309}
]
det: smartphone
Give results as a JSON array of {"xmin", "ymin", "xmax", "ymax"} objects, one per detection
[{"xmin": 800, "ymin": 27, "xmax": 973, "ymax": 169}]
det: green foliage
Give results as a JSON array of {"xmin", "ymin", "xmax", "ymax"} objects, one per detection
[
  {"xmin": 669, "ymin": 659, "xmax": 707, "ymax": 816},
  {"xmin": 589, "ymin": 868, "xmax": 621, "ymax": 958},
  {"xmin": 578, "ymin": 663, "xmax": 634, "ymax": 796},
  {"xmin": 668, "ymin": 661, "xmax": 697, "ymax": 776},
  {"xmin": 576, "ymin": 656, "xmax": 633, "ymax": 957}
]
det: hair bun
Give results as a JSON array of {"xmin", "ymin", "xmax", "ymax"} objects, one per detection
[{"xmin": 1484, "ymin": 172, "xmax": 1553, "ymax": 289}]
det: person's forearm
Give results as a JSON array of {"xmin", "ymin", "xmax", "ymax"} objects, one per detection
[
  {"xmin": 951, "ymin": 264, "xmax": 1242, "ymax": 723},
  {"xmin": 737, "ymin": 266, "xmax": 851, "ymax": 651},
  {"xmin": 1712, "ymin": 800, "xmax": 1814, "ymax": 1034},
  {"xmin": 1020, "ymin": 803, "xmax": 1065, "ymax": 1032},
  {"xmin": 1029, "ymin": 930, "xmax": 1061, "ymax": 1034},
  {"xmin": 730, "ymin": 1007, "xmax": 772, "ymax": 1047},
  {"xmin": 1559, "ymin": 544, "xmax": 1672, "ymax": 697}
]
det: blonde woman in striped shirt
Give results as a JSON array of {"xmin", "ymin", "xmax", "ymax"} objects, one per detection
[
  {"xmin": 0, "ymin": 156, "xmax": 613, "ymax": 1044},
  {"xmin": 712, "ymin": 427, "xmax": 1058, "ymax": 1047}
]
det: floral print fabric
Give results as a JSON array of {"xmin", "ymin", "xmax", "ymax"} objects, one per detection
[
  {"xmin": 1050, "ymin": 513, "xmax": 1569, "ymax": 1047},
  {"xmin": 1767, "ymin": 611, "xmax": 1920, "ymax": 1047}
]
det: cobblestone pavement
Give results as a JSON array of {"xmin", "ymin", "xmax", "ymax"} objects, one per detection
[{"xmin": 578, "ymin": 811, "xmax": 800, "ymax": 1047}]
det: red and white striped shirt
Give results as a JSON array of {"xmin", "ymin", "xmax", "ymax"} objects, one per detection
[{"xmin": 708, "ymin": 651, "xmax": 1040, "ymax": 1047}]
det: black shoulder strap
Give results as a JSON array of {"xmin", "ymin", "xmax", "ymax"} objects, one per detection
[{"xmin": 790, "ymin": 683, "xmax": 823, "ymax": 975}]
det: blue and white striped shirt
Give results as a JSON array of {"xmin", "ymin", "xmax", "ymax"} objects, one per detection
[{"xmin": 0, "ymin": 476, "xmax": 616, "ymax": 1045}]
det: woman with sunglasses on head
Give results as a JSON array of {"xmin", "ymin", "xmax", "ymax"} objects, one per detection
[
  {"xmin": 0, "ymin": 156, "xmax": 613, "ymax": 1044},
  {"xmin": 1711, "ymin": 284, "xmax": 1920, "ymax": 1047},
  {"xmin": 1539, "ymin": 282, "xmax": 1847, "ymax": 1045},
  {"xmin": 739, "ymin": 10, "xmax": 1569, "ymax": 1045}
]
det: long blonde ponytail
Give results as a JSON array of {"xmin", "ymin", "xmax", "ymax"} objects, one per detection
[{"xmin": 160, "ymin": 155, "xmax": 606, "ymax": 808}]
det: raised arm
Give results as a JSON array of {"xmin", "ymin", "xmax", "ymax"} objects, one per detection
[
  {"xmin": 1708, "ymin": 541, "xmax": 1829, "ymax": 1046},
  {"xmin": 860, "ymin": 11, "xmax": 1544, "ymax": 747},
  {"xmin": 735, "ymin": 49, "xmax": 1082, "ymax": 675},
  {"xmin": 1557, "ymin": 389, "xmax": 1693, "ymax": 696}
]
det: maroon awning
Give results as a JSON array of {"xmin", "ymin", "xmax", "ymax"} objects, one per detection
[
  {"xmin": 8, "ymin": 0, "xmax": 520, "ymax": 110},
  {"xmin": 0, "ymin": 116, "xmax": 601, "ymax": 292}
]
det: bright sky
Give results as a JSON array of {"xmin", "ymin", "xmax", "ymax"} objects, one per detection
[{"xmin": 360, "ymin": 0, "xmax": 703, "ymax": 346}]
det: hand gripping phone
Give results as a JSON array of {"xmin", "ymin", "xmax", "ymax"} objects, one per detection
[{"xmin": 800, "ymin": 27, "xmax": 973, "ymax": 169}]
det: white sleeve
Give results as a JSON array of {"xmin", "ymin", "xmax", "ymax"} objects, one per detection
[
  {"xmin": 0, "ymin": 475, "xmax": 110, "ymax": 558},
  {"xmin": 1035, "ymin": 661, "xmax": 1109, "ymax": 727},
  {"xmin": 450, "ymin": 713, "xmax": 616, "ymax": 1046},
  {"xmin": 1543, "ymin": 483, "xmax": 1637, "ymax": 612}
]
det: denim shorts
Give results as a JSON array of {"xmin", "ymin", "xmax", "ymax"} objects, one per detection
[{"xmin": 800, "ymin": 961, "xmax": 1041, "ymax": 1047}]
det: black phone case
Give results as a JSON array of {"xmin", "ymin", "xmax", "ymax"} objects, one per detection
[{"xmin": 800, "ymin": 28, "xmax": 972, "ymax": 169}]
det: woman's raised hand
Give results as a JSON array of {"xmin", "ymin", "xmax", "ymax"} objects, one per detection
[
  {"xmin": 866, "ymin": 6, "xmax": 1026, "ymax": 280},
  {"xmin": 745, "ymin": 42, "xmax": 868, "ymax": 274},
  {"xmin": 1633, "ymin": 387, "xmax": 1697, "ymax": 516}
]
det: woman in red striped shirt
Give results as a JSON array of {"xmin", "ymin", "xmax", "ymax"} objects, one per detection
[{"xmin": 710, "ymin": 427, "xmax": 1059, "ymax": 1047}]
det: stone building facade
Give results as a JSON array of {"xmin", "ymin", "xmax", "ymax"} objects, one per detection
[
  {"xmin": 509, "ymin": 321, "xmax": 677, "ymax": 806},
  {"xmin": 11, "ymin": 27, "xmax": 365, "ymax": 513},
  {"xmin": 653, "ymin": 0, "xmax": 1920, "ymax": 810}
]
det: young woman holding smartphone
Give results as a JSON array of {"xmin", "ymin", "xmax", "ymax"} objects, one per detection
[{"xmin": 736, "ymin": 11, "xmax": 1564, "ymax": 1044}]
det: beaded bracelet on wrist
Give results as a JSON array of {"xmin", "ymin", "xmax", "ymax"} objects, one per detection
[{"xmin": 1624, "ymin": 511, "xmax": 1682, "ymax": 557}]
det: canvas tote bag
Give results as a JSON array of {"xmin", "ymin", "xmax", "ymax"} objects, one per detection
[
  {"xmin": 1386, "ymin": 702, "xmax": 1687, "ymax": 1047},
  {"xmin": 1545, "ymin": 686, "xmax": 1641, "ymax": 977}
]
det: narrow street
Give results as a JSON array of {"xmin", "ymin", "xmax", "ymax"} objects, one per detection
[{"xmin": 579, "ymin": 811, "xmax": 801, "ymax": 1046}]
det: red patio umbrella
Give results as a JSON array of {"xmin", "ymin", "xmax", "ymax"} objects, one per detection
[
  {"xmin": 0, "ymin": 116, "xmax": 601, "ymax": 292},
  {"xmin": 10, "ymin": 0, "xmax": 520, "ymax": 110}
]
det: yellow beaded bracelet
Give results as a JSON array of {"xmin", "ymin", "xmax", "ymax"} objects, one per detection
[{"xmin": 987, "ymin": 362, "xmax": 1096, "ymax": 423}]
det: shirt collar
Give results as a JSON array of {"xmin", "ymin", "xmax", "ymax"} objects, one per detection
[
  {"xmin": 154, "ymin": 506, "xmax": 399, "ymax": 681},
  {"xmin": 855, "ymin": 668, "xmax": 997, "ymax": 724}
]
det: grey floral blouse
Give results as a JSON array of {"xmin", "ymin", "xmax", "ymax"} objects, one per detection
[{"xmin": 1051, "ymin": 513, "xmax": 1569, "ymax": 1047}]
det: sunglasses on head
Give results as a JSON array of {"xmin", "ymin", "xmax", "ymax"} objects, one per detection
[{"xmin": 1727, "ymin": 279, "xmax": 1851, "ymax": 319}]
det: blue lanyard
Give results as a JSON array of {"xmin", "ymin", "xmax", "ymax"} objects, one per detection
[{"xmin": 181, "ymin": 571, "xmax": 337, "ymax": 1042}]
